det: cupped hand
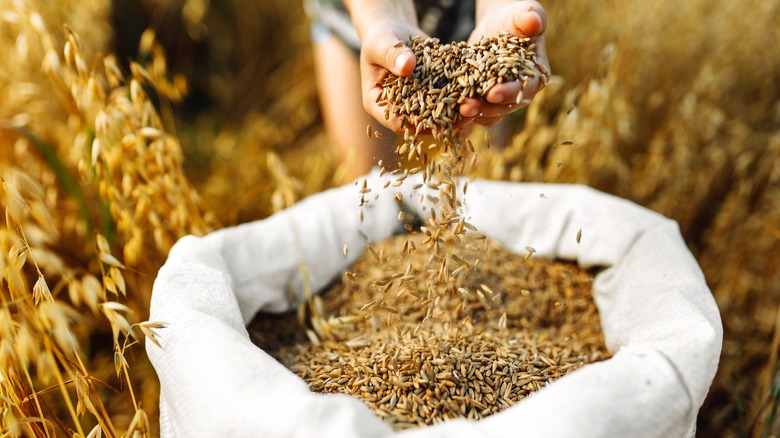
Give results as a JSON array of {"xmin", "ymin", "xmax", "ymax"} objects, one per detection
[
  {"xmin": 359, "ymin": 21, "xmax": 427, "ymax": 133},
  {"xmin": 460, "ymin": 1, "xmax": 550, "ymax": 127}
]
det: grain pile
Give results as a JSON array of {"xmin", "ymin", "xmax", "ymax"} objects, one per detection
[{"xmin": 251, "ymin": 233, "xmax": 609, "ymax": 430}]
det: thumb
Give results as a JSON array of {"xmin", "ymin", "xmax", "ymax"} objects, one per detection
[
  {"xmin": 471, "ymin": 1, "xmax": 547, "ymax": 41},
  {"xmin": 361, "ymin": 27, "xmax": 420, "ymax": 76},
  {"xmin": 515, "ymin": 3, "xmax": 546, "ymax": 37}
]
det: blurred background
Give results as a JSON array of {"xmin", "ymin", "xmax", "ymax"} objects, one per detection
[{"xmin": 0, "ymin": 0, "xmax": 777, "ymax": 436}]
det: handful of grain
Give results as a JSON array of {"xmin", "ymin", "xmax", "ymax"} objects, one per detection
[
  {"xmin": 251, "ymin": 233, "xmax": 609, "ymax": 430},
  {"xmin": 368, "ymin": 34, "xmax": 548, "ymax": 261},
  {"xmin": 378, "ymin": 33, "xmax": 549, "ymax": 160}
]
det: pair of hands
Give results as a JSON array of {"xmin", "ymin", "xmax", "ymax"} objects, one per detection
[{"xmin": 351, "ymin": 0, "xmax": 548, "ymax": 133}]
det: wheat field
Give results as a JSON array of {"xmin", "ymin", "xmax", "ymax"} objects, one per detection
[{"xmin": 0, "ymin": 0, "xmax": 778, "ymax": 436}]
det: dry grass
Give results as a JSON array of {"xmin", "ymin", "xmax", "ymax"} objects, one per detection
[
  {"xmin": 1, "ymin": 1, "xmax": 215, "ymax": 436},
  {"xmin": 1, "ymin": 0, "xmax": 778, "ymax": 436}
]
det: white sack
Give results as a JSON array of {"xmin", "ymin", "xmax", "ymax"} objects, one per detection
[{"xmin": 147, "ymin": 170, "xmax": 722, "ymax": 437}]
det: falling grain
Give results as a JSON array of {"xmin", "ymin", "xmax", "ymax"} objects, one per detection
[{"xmin": 251, "ymin": 234, "xmax": 609, "ymax": 431}]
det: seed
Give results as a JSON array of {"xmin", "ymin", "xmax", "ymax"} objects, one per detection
[
  {"xmin": 576, "ymin": 229, "xmax": 582, "ymax": 244},
  {"xmin": 343, "ymin": 244, "xmax": 349, "ymax": 256}
]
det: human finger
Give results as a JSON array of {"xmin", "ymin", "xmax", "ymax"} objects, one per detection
[
  {"xmin": 360, "ymin": 24, "xmax": 427, "ymax": 132},
  {"xmin": 459, "ymin": 96, "xmax": 528, "ymax": 121},
  {"xmin": 470, "ymin": 1, "xmax": 547, "ymax": 42}
]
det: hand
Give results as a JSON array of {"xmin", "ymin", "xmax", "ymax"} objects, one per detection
[
  {"xmin": 358, "ymin": 20, "xmax": 427, "ymax": 133},
  {"xmin": 345, "ymin": 1, "xmax": 424, "ymax": 133},
  {"xmin": 460, "ymin": 1, "xmax": 550, "ymax": 127}
]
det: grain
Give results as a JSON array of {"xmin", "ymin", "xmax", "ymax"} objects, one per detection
[
  {"xmin": 374, "ymin": 34, "xmax": 548, "ymax": 258},
  {"xmin": 251, "ymin": 234, "xmax": 609, "ymax": 430}
]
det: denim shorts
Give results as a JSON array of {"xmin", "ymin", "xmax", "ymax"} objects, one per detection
[{"xmin": 305, "ymin": 0, "xmax": 476, "ymax": 54}]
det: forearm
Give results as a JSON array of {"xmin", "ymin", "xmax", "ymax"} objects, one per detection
[
  {"xmin": 344, "ymin": 0, "xmax": 417, "ymax": 39},
  {"xmin": 477, "ymin": 0, "xmax": 514, "ymax": 22},
  {"xmin": 474, "ymin": 0, "xmax": 546, "ymax": 39}
]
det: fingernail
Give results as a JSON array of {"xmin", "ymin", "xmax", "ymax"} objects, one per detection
[
  {"xmin": 394, "ymin": 53, "xmax": 410, "ymax": 74},
  {"xmin": 489, "ymin": 91, "xmax": 506, "ymax": 103},
  {"xmin": 530, "ymin": 11, "xmax": 543, "ymax": 32},
  {"xmin": 462, "ymin": 106, "xmax": 479, "ymax": 118}
]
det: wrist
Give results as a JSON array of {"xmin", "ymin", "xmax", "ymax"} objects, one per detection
[
  {"xmin": 477, "ymin": 0, "xmax": 514, "ymax": 22},
  {"xmin": 477, "ymin": 1, "xmax": 544, "ymax": 24},
  {"xmin": 345, "ymin": 0, "xmax": 417, "ymax": 40}
]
